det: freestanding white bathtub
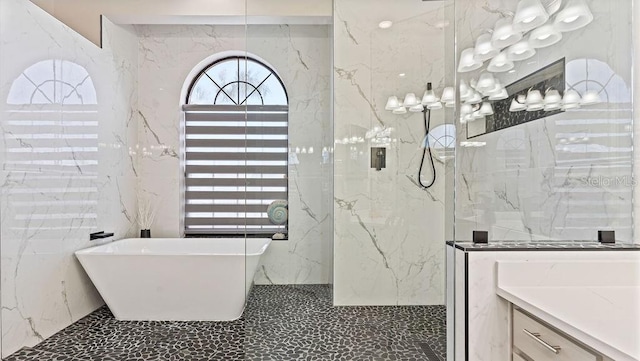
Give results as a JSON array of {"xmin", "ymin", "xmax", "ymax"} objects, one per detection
[{"xmin": 75, "ymin": 237, "xmax": 271, "ymax": 321}]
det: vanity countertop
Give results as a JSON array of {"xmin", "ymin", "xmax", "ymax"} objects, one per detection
[
  {"xmin": 496, "ymin": 260, "xmax": 640, "ymax": 361},
  {"xmin": 447, "ymin": 240, "xmax": 640, "ymax": 252}
]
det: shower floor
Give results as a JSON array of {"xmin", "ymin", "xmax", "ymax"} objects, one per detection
[{"xmin": 4, "ymin": 285, "xmax": 446, "ymax": 361}]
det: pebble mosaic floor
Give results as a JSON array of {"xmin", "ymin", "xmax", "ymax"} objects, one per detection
[{"xmin": 4, "ymin": 285, "xmax": 446, "ymax": 361}]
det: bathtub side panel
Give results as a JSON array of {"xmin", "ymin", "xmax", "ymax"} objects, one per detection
[{"xmin": 77, "ymin": 254, "xmax": 246, "ymax": 321}]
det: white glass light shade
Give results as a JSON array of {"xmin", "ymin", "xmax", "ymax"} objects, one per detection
[
  {"xmin": 466, "ymin": 92, "xmax": 483, "ymax": 105},
  {"xmin": 460, "ymin": 103, "xmax": 473, "ymax": 115},
  {"xmin": 526, "ymin": 89, "xmax": 543, "ymax": 105},
  {"xmin": 509, "ymin": 96, "xmax": 527, "ymax": 112},
  {"xmin": 506, "ymin": 40, "xmax": 536, "ymax": 61},
  {"xmin": 409, "ymin": 104, "xmax": 425, "ymax": 112},
  {"xmin": 485, "ymin": 80, "xmax": 503, "ymax": 96},
  {"xmin": 441, "ymin": 87, "xmax": 455, "ymax": 103},
  {"xmin": 403, "ymin": 93, "xmax": 419, "ymax": 107},
  {"xmin": 513, "ymin": 0, "xmax": 550, "ymax": 32},
  {"xmin": 474, "ymin": 34, "xmax": 499, "ymax": 61},
  {"xmin": 529, "ymin": 25, "xmax": 562, "ymax": 49},
  {"xmin": 479, "ymin": 102, "xmax": 494, "ymax": 116},
  {"xmin": 526, "ymin": 89, "xmax": 544, "ymax": 111},
  {"xmin": 427, "ymin": 102, "xmax": 443, "ymax": 110},
  {"xmin": 554, "ymin": 0, "xmax": 593, "ymax": 32},
  {"xmin": 544, "ymin": 103, "xmax": 562, "ymax": 111},
  {"xmin": 458, "ymin": 48, "xmax": 483, "ymax": 73},
  {"xmin": 544, "ymin": 89, "xmax": 562, "ymax": 104},
  {"xmin": 488, "ymin": 52, "xmax": 515, "ymax": 73},
  {"xmin": 562, "ymin": 89, "xmax": 582, "ymax": 109},
  {"xmin": 460, "ymin": 80, "xmax": 473, "ymax": 101},
  {"xmin": 385, "ymin": 96, "xmax": 400, "ymax": 110},
  {"xmin": 471, "ymin": 111, "xmax": 485, "ymax": 121},
  {"xmin": 489, "ymin": 89, "xmax": 509, "ymax": 101},
  {"xmin": 476, "ymin": 73, "xmax": 496, "ymax": 93},
  {"xmin": 491, "ymin": 18, "xmax": 523, "ymax": 49},
  {"xmin": 581, "ymin": 90, "xmax": 601, "ymax": 105},
  {"xmin": 421, "ymin": 90, "xmax": 439, "ymax": 105},
  {"xmin": 445, "ymin": 101, "xmax": 456, "ymax": 108},
  {"xmin": 393, "ymin": 106, "xmax": 407, "ymax": 114}
]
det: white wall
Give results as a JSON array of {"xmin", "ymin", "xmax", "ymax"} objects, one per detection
[
  {"xmin": 634, "ymin": 0, "xmax": 640, "ymax": 245},
  {"xmin": 135, "ymin": 24, "xmax": 333, "ymax": 284},
  {"xmin": 0, "ymin": 0, "xmax": 138, "ymax": 356},
  {"xmin": 30, "ymin": 0, "xmax": 333, "ymax": 46},
  {"xmin": 333, "ymin": 0, "xmax": 447, "ymax": 306},
  {"xmin": 455, "ymin": 0, "xmax": 634, "ymax": 242}
]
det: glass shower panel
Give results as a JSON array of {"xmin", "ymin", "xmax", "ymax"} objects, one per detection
[
  {"xmin": 333, "ymin": 0, "xmax": 446, "ymax": 307},
  {"xmin": 244, "ymin": 2, "xmax": 334, "ymax": 357},
  {"xmin": 453, "ymin": 0, "xmax": 634, "ymax": 244},
  {"xmin": 0, "ymin": 3, "xmax": 140, "ymax": 357}
]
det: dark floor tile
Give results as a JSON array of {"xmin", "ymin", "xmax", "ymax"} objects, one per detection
[
  {"xmin": 7, "ymin": 285, "xmax": 446, "ymax": 361},
  {"xmin": 3, "ymin": 348, "xmax": 85, "ymax": 361}
]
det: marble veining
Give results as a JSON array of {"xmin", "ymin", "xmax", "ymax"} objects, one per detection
[
  {"xmin": 333, "ymin": 0, "xmax": 447, "ymax": 306},
  {"xmin": 136, "ymin": 24, "xmax": 333, "ymax": 285},
  {"xmin": 0, "ymin": 0, "xmax": 139, "ymax": 357}
]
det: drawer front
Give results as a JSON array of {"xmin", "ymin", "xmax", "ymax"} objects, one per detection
[
  {"xmin": 513, "ymin": 352, "xmax": 527, "ymax": 361},
  {"xmin": 513, "ymin": 309, "xmax": 598, "ymax": 361}
]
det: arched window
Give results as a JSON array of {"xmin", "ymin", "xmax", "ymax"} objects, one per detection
[
  {"xmin": 5, "ymin": 59, "xmax": 98, "ymax": 233},
  {"xmin": 183, "ymin": 56, "xmax": 289, "ymax": 237}
]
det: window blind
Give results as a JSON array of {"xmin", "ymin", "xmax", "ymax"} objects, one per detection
[{"xmin": 183, "ymin": 105, "xmax": 288, "ymax": 236}]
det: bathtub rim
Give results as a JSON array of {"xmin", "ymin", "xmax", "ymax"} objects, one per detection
[{"xmin": 75, "ymin": 237, "xmax": 271, "ymax": 257}]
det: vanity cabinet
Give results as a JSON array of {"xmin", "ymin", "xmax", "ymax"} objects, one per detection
[
  {"xmin": 512, "ymin": 308, "xmax": 610, "ymax": 361},
  {"xmin": 446, "ymin": 242, "xmax": 639, "ymax": 361}
]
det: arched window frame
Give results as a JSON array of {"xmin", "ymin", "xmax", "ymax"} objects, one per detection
[{"xmin": 182, "ymin": 56, "xmax": 289, "ymax": 238}]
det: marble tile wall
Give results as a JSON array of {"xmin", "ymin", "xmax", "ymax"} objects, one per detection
[
  {"xmin": 454, "ymin": 0, "xmax": 634, "ymax": 242},
  {"xmin": 135, "ymin": 24, "xmax": 333, "ymax": 285},
  {"xmin": 0, "ymin": 0, "xmax": 139, "ymax": 357},
  {"xmin": 333, "ymin": 0, "xmax": 447, "ymax": 306}
]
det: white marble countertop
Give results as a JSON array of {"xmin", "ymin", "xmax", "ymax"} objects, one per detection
[{"xmin": 496, "ymin": 260, "xmax": 640, "ymax": 361}]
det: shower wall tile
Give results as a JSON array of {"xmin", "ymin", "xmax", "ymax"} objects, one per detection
[
  {"xmin": 333, "ymin": 0, "xmax": 447, "ymax": 306},
  {"xmin": 0, "ymin": 0, "xmax": 139, "ymax": 357},
  {"xmin": 136, "ymin": 24, "xmax": 333, "ymax": 284},
  {"xmin": 455, "ymin": 0, "xmax": 634, "ymax": 242}
]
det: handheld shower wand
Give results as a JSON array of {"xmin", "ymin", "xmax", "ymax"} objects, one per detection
[{"xmin": 418, "ymin": 83, "xmax": 437, "ymax": 189}]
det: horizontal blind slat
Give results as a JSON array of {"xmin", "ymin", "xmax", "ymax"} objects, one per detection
[
  {"xmin": 185, "ymin": 217, "xmax": 279, "ymax": 226},
  {"xmin": 185, "ymin": 126, "xmax": 288, "ymax": 135},
  {"xmin": 186, "ymin": 165, "xmax": 287, "ymax": 174},
  {"xmin": 186, "ymin": 178, "xmax": 287, "ymax": 187},
  {"xmin": 186, "ymin": 152, "xmax": 286, "ymax": 161},
  {"xmin": 185, "ymin": 204, "xmax": 269, "ymax": 213},
  {"xmin": 186, "ymin": 139, "xmax": 288, "ymax": 148},
  {"xmin": 183, "ymin": 104, "xmax": 288, "ymax": 113},
  {"xmin": 185, "ymin": 114, "xmax": 288, "ymax": 123},
  {"xmin": 185, "ymin": 228, "xmax": 285, "ymax": 235},
  {"xmin": 185, "ymin": 191, "xmax": 287, "ymax": 200}
]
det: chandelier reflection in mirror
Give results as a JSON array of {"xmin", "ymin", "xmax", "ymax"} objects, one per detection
[{"xmin": 384, "ymin": 83, "xmax": 455, "ymax": 189}]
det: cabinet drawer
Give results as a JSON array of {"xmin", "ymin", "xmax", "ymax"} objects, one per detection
[
  {"xmin": 513, "ymin": 352, "xmax": 527, "ymax": 361},
  {"xmin": 513, "ymin": 308, "xmax": 599, "ymax": 361}
]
